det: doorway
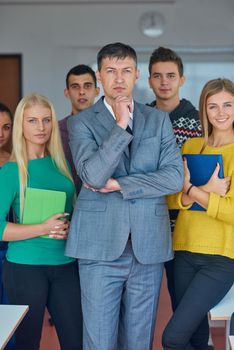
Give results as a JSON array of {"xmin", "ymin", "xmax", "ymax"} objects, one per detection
[{"xmin": 0, "ymin": 54, "xmax": 22, "ymax": 115}]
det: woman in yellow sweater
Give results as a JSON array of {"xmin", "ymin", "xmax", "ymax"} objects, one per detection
[{"xmin": 162, "ymin": 78, "xmax": 234, "ymax": 350}]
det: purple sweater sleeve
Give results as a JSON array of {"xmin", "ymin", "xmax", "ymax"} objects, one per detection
[{"xmin": 59, "ymin": 116, "xmax": 82, "ymax": 194}]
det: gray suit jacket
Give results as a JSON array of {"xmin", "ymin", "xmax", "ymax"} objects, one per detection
[{"xmin": 65, "ymin": 98, "xmax": 183, "ymax": 264}]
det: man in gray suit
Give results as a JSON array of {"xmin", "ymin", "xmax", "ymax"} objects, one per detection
[{"xmin": 65, "ymin": 42, "xmax": 184, "ymax": 350}]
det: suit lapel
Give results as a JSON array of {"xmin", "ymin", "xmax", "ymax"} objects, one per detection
[
  {"xmin": 95, "ymin": 98, "xmax": 130, "ymax": 158},
  {"xmin": 95, "ymin": 98, "xmax": 115, "ymax": 132},
  {"xmin": 130, "ymin": 103, "xmax": 145, "ymax": 159}
]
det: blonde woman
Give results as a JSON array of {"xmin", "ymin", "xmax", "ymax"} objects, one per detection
[
  {"xmin": 162, "ymin": 78, "xmax": 234, "ymax": 349},
  {"xmin": 0, "ymin": 94, "xmax": 82, "ymax": 350}
]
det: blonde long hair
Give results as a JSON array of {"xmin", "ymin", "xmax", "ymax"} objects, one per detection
[
  {"xmin": 199, "ymin": 78, "xmax": 234, "ymax": 145},
  {"xmin": 12, "ymin": 93, "xmax": 74, "ymax": 218}
]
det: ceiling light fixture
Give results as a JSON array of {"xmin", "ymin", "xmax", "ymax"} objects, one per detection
[{"xmin": 139, "ymin": 11, "xmax": 165, "ymax": 38}]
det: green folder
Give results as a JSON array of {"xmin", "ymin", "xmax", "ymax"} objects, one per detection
[{"xmin": 22, "ymin": 187, "xmax": 66, "ymax": 239}]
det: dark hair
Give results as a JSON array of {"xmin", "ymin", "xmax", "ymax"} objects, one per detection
[
  {"xmin": 66, "ymin": 64, "xmax": 97, "ymax": 88},
  {"xmin": 97, "ymin": 42, "xmax": 137, "ymax": 71},
  {"xmin": 0, "ymin": 102, "xmax": 13, "ymax": 120},
  {"xmin": 148, "ymin": 47, "xmax": 184, "ymax": 77}
]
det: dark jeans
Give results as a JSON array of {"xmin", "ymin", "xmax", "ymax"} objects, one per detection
[
  {"xmin": 0, "ymin": 250, "xmax": 15, "ymax": 350},
  {"xmin": 3, "ymin": 260, "xmax": 82, "ymax": 350},
  {"xmin": 164, "ymin": 259, "xmax": 177, "ymax": 312},
  {"xmin": 0, "ymin": 249, "xmax": 8, "ymax": 303},
  {"xmin": 162, "ymin": 251, "xmax": 234, "ymax": 350}
]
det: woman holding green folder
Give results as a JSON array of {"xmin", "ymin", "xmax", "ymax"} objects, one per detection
[
  {"xmin": 0, "ymin": 94, "xmax": 82, "ymax": 350},
  {"xmin": 163, "ymin": 78, "xmax": 234, "ymax": 350}
]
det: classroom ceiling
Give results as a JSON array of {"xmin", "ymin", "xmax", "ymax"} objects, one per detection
[{"xmin": 0, "ymin": 0, "xmax": 233, "ymax": 60}]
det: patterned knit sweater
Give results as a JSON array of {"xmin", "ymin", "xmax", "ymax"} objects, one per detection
[{"xmin": 148, "ymin": 98, "xmax": 202, "ymax": 148}]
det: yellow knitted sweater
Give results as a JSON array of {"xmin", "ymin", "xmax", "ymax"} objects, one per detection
[{"xmin": 167, "ymin": 137, "xmax": 234, "ymax": 259}]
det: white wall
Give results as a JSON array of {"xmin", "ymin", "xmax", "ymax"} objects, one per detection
[
  {"xmin": 0, "ymin": 5, "xmax": 101, "ymax": 117},
  {"xmin": 0, "ymin": 1, "xmax": 234, "ymax": 117}
]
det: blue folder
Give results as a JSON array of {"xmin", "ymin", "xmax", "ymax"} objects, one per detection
[{"xmin": 183, "ymin": 154, "xmax": 224, "ymax": 211}]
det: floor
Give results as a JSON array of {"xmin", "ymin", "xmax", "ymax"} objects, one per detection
[{"xmin": 40, "ymin": 273, "xmax": 226, "ymax": 350}]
